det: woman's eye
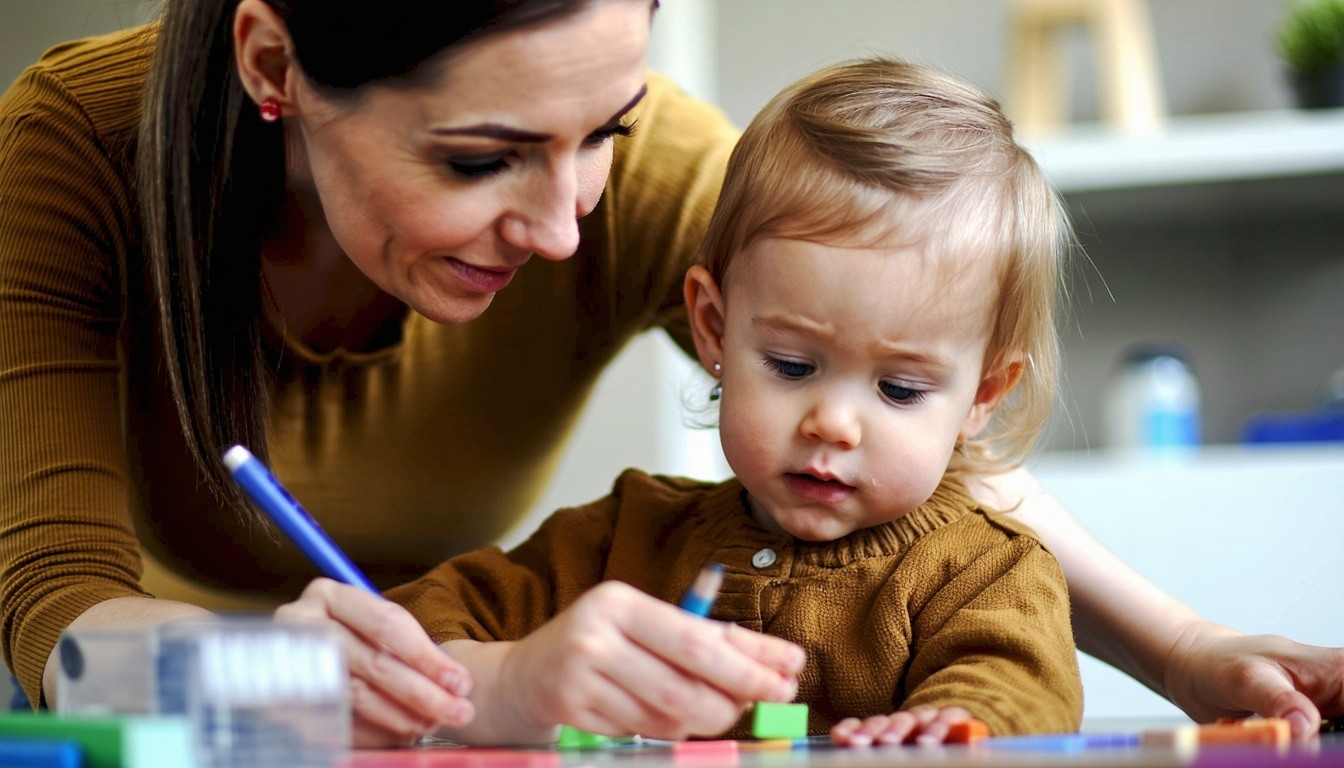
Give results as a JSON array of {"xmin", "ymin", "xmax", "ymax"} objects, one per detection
[
  {"xmin": 880, "ymin": 380, "xmax": 926, "ymax": 404},
  {"xmin": 583, "ymin": 119, "xmax": 636, "ymax": 147},
  {"xmin": 763, "ymin": 356, "xmax": 813, "ymax": 379},
  {"xmin": 448, "ymin": 155, "xmax": 508, "ymax": 178}
]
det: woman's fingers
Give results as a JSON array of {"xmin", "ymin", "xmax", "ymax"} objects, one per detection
[{"xmin": 276, "ymin": 578, "xmax": 475, "ymax": 744}]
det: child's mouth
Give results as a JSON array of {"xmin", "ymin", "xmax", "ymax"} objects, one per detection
[{"xmin": 784, "ymin": 472, "xmax": 856, "ymax": 504}]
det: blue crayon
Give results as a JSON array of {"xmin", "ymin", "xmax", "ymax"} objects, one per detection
[
  {"xmin": 679, "ymin": 563, "xmax": 724, "ymax": 617},
  {"xmin": 223, "ymin": 445, "xmax": 379, "ymax": 594},
  {"xmin": 0, "ymin": 738, "xmax": 82, "ymax": 768}
]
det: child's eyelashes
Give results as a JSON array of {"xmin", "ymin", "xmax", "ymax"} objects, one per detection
[
  {"xmin": 761, "ymin": 355, "xmax": 929, "ymax": 404},
  {"xmin": 761, "ymin": 355, "xmax": 813, "ymax": 379},
  {"xmin": 880, "ymin": 380, "xmax": 927, "ymax": 405}
]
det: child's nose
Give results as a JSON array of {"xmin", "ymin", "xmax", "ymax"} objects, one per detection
[{"xmin": 799, "ymin": 397, "xmax": 861, "ymax": 449}]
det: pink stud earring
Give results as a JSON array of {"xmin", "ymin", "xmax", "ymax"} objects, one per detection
[
  {"xmin": 259, "ymin": 97, "xmax": 281, "ymax": 123},
  {"xmin": 710, "ymin": 362, "xmax": 723, "ymax": 402}
]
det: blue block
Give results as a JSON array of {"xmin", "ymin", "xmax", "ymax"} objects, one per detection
[
  {"xmin": 0, "ymin": 738, "xmax": 83, "ymax": 768},
  {"xmin": 985, "ymin": 732, "xmax": 1140, "ymax": 753}
]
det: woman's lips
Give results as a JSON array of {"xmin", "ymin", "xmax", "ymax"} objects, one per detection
[
  {"xmin": 784, "ymin": 472, "xmax": 856, "ymax": 504},
  {"xmin": 447, "ymin": 257, "xmax": 518, "ymax": 293}
]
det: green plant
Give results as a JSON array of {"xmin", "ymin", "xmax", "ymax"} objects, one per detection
[{"xmin": 1277, "ymin": 0, "xmax": 1344, "ymax": 76}]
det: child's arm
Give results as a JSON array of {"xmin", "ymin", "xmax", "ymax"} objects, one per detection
[
  {"xmin": 431, "ymin": 580, "xmax": 805, "ymax": 746},
  {"xmin": 898, "ymin": 536, "xmax": 1082, "ymax": 739},
  {"xmin": 971, "ymin": 468, "xmax": 1343, "ymax": 739}
]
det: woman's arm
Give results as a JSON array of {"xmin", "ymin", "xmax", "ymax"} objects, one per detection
[
  {"xmin": 968, "ymin": 468, "xmax": 1344, "ymax": 739},
  {"xmin": 41, "ymin": 598, "xmax": 212, "ymax": 708}
]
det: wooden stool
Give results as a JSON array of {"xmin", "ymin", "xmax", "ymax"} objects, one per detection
[{"xmin": 1007, "ymin": 0, "xmax": 1167, "ymax": 136}]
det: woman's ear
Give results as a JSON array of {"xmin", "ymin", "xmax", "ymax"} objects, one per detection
[
  {"xmin": 233, "ymin": 0, "xmax": 299, "ymax": 111},
  {"xmin": 959, "ymin": 354, "xmax": 1025, "ymax": 440},
  {"xmin": 683, "ymin": 265, "xmax": 727, "ymax": 378}
]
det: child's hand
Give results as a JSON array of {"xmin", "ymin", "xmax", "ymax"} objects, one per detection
[
  {"xmin": 498, "ymin": 580, "xmax": 805, "ymax": 741},
  {"xmin": 276, "ymin": 578, "xmax": 476, "ymax": 747},
  {"xmin": 830, "ymin": 705, "xmax": 974, "ymax": 746}
]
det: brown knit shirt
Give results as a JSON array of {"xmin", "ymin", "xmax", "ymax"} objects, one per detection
[
  {"xmin": 0, "ymin": 25, "xmax": 737, "ymax": 706},
  {"xmin": 387, "ymin": 470, "xmax": 1084, "ymax": 738}
]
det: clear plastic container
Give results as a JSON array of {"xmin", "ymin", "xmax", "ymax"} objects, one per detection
[
  {"xmin": 57, "ymin": 618, "xmax": 350, "ymax": 768},
  {"xmin": 1104, "ymin": 343, "xmax": 1201, "ymax": 451}
]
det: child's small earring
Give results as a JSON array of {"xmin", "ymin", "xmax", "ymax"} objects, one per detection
[
  {"xmin": 710, "ymin": 362, "xmax": 722, "ymax": 402},
  {"xmin": 259, "ymin": 97, "xmax": 281, "ymax": 123}
]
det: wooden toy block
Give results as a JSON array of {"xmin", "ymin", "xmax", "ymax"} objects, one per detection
[
  {"xmin": 750, "ymin": 702, "xmax": 808, "ymax": 740},
  {"xmin": 946, "ymin": 719, "xmax": 990, "ymax": 744},
  {"xmin": 0, "ymin": 713, "xmax": 195, "ymax": 768}
]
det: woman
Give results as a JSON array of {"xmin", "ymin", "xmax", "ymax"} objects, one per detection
[{"xmin": 0, "ymin": 0, "xmax": 1339, "ymax": 747}]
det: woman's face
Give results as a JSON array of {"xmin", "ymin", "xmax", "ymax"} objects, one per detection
[{"xmin": 287, "ymin": 1, "xmax": 651, "ymax": 324}]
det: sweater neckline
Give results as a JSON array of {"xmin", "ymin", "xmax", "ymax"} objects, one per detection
[{"xmin": 696, "ymin": 477, "xmax": 981, "ymax": 569}]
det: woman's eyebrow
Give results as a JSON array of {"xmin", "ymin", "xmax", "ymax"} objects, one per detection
[
  {"xmin": 431, "ymin": 124, "xmax": 550, "ymax": 142},
  {"xmin": 429, "ymin": 85, "xmax": 650, "ymax": 143},
  {"xmin": 610, "ymin": 84, "xmax": 649, "ymax": 122}
]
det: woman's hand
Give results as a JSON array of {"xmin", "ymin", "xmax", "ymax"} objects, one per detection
[
  {"xmin": 830, "ymin": 706, "xmax": 974, "ymax": 746},
  {"xmin": 1166, "ymin": 624, "xmax": 1344, "ymax": 740},
  {"xmin": 476, "ymin": 580, "xmax": 805, "ymax": 742},
  {"xmin": 275, "ymin": 578, "xmax": 475, "ymax": 747}
]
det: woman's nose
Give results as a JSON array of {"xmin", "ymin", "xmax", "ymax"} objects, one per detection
[
  {"xmin": 500, "ymin": 162, "xmax": 582, "ymax": 261},
  {"xmin": 799, "ymin": 396, "xmax": 862, "ymax": 450}
]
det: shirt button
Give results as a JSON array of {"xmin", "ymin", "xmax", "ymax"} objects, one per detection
[{"xmin": 751, "ymin": 548, "xmax": 777, "ymax": 569}]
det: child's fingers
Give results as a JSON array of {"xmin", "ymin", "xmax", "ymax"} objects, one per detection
[
  {"xmin": 717, "ymin": 619, "xmax": 807, "ymax": 676},
  {"xmin": 624, "ymin": 602, "xmax": 801, "ymax": 704},
  {"xmin": 911, "ymin": 707, "xmax": 973, "ymax": 745},
  {"xmin": 586, "ymin": 626, "xmax": 756, "ymax": 737},
  {"xmin": 873, "ymin": 712, "xmax": 918, "ymax": 745}
]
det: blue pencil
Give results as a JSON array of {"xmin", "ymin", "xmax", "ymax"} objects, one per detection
[
  {"xmin": 223, "ymin": 445, "xmax": 379, "ymax": 594},
  {"xmin": 679, "ymin": 563, "xmax": 725, "ymax": 617}
]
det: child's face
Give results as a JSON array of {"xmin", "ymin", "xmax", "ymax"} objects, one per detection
[{"xmin": 706, "ymin": 235, "xmax": 1007, "ymax": 541}]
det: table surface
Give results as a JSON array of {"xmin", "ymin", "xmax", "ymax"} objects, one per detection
[{"xmin": 344, "ymin": 731, "xmax": 1344, "ymax": 768}]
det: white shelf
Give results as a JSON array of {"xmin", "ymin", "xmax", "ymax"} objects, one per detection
[{"xmin": 1026, "ymin": 108, "xmax": 1344, "ymax": 193}]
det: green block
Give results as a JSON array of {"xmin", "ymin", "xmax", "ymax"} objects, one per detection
[
  {"xmin": 556, "ymin": 725, "xmax": 611, "ymax": 749},
  {"xmin": 751, "ymin": 702, "xmax": 808, "ymax": 739},
  {"xmin": 0, "ymin": 713, "xmax": 196, "ymax": 768}
]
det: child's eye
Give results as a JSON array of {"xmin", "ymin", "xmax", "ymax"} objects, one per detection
[
  {"xmin": 448, "ymin": 154, "xmax": 509, "ymax": 178},
  {"xmin": 880, "ymin": 380, "xmax": 926, "ymax": 404},
  {"xmin": 762, "ymin": 356, "xmax": 813, "ymax": 379},
  {"xmin": 583, "ymin": 119, "xmax": 637, "ymax": 147}
]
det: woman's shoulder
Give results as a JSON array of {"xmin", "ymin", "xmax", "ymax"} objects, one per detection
[{"xmin": 3, "ymin": 22, "xmax": 158, "ymax": 142}]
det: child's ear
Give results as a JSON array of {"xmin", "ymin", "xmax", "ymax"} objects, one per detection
[
  {"xmin": 684, "ymin": 265, "xmax": 727, "ymax": 377},
  {"xmin": 959, "ymin": 355, "xmax": 1025, "ymax": 440}
]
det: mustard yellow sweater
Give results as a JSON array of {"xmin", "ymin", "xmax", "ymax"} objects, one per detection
[
  {"xmin": 387, "ymin": 470, "xmax": 1083, "ymax": 738},
  {"xmin": 0, "ymin": 25, "xmax": 737, "ymax": 706}
]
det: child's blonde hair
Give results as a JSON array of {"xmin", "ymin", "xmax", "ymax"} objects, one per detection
[{"xmin": 700, "ymin": 56, "xmax": 1071, "ymax": 476}]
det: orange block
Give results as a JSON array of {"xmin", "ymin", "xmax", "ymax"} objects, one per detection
[
  {"xmin": 946, "ymin": 720, "xmax": 990, "ymax": 744},
  {"xmin": 1198, "ymin": 718, "xmax": 1290, "ymax": 748}
]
